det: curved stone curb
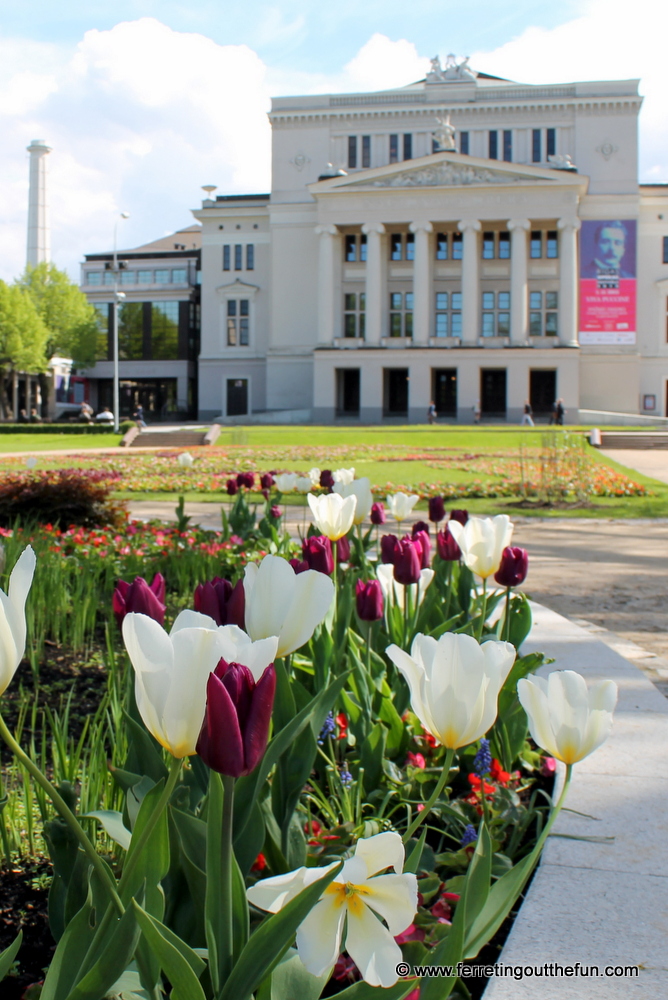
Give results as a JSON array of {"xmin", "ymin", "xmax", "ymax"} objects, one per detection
[{"xmin": 483, "ymin": 603, "xmax": 668, "ymax": 999}]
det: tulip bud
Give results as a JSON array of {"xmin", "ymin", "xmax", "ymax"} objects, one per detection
[
  {"xmin": 196, "ymin": 659, "xmax": 276, "ymax": 777},
  {"xmin": 320, "ymin": 469, "xmax": 335, "ymax": 489},
  {"xmin": 270, "ymin": 505, "xmax": 282, "ymax": 519},
  {"xmin": 226, "ymin": 478, "xmax": 238, "ymax": 496},
  {"xmin": 237, "ymin": 472, "xmax": 255, "ymax": 490},
  {"xmin": 302, "ymin": 535, "xmax": 334, "ymax": 575},
  {"xmin": 494, "ymin": 546, "xmax": 529, "ymax": 588},
  {"xmin": 412, "ymin": 530, "xmax": 431, "ymax": 569},
  {"xmin": 393, "ymin": 538, "xmax": 421, "ymax": 586},
  {"xmin": 355, "ymin": 579, "xmax": 384, "ymax": 621},
  {"xmin": 436, "ymin": 526, "xmax": 461, "ymax": 562},
  {"xmin": 370, "ymin": 502, "xmax": 386, "ymax": 525},
  {"xmin": 411, "ymin": 520, "xmax": 430, "ymax": 538},
  {"xmin": 289, "ymin": 558, "xmax": 309, "ymax": 574},
  {"xmin": 336, "ymin": 535, "xmax": 351, "ymax": 563},
  {"xmin": 380, "ymin": 533, "xmax": 398, "ymax": 564},
  {"xmin": 450, "ymin": 509, "xmax": 469, "ymax": 526},
  {"xmin": 428, "ymin": 496, "xmax": 446, "ymax": 523},
  {"xmin": 113, "ymin": 574, "xmax": 166, "ymax": 628},
  {"xmin": 194, "ymin": 576, "xmax": 246, "ymax": 629},
  {"xmin": 260, "ymin": 473, "xmax": 274, "ymax": 489}
]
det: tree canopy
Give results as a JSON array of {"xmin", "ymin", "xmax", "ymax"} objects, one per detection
[
  {"xmin": 0, "ymin": 281, "xmax": 49, "ymax": 374},
  {"xmin": 19, "ymin": 262, "xmax": 101, "ymax": 367}
]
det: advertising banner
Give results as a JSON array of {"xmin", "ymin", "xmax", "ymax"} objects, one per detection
[{"xmin": 578, "ymin": 219, "xmax": 636, "ymax": 345}]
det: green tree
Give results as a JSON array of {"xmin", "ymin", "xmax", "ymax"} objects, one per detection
[
  {"xmin": 19, "ymin": 262, "xmax": 101, "ymax": 366},
  {"xmin": 0, "ymin": 281, "xmax": 49, "ymax": 417}
]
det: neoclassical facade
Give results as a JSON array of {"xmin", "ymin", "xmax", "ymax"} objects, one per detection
[{"xmin": 194, "ymin": 58, "xmax": 668, "ymax": 422}]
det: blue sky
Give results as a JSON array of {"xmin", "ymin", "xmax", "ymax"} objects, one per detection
[{"xmin": 0, "ymin": 0, "xmax": 665, "ymax": 281}]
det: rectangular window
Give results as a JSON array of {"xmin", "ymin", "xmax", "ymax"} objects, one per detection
[
  {"xmin": 546, "ymin": 128, "xmax": 556, "ymax": 158},
  {"xmin": 223, "ymin": 246, "xmax": 230, "ymax": 271},
  {"xmin": 546, "ymin": 231, "xmax": 558, "ymax": 258},
  {"xmin": 460, "ymin": 131, "xmax": 469, "ymax": 155},
  {"xmin": 246, "ymin": 245, "xmax": 254, "ymax": 270},
  {"xmin": 118, "ymin": 302, "xmax": 144, "ymax": 360},
  {"xmin": 451, "ymin": 292, "xmax": 462, "ymax": 337},
  {"xmin": 344, "ymin": 293, "xmax": 357, "ymax": 338},
  {"xmin": 435, "ymin": 312, "xmax": 448, "ymax": 336},
  {"xmin": 482, "ymin": 232, "xmax": 495, "ymax": 260},
  {"xmin": 390, "ymin": 234, "xmax": 402, "ymax": 261},
  {"xmin": 532, "ymin": 128, "xmax": 542, "ymax": 163},
  {"xmin": 348, "ymin": 136, "xmax": 357, "ymax": 169},
  {"xmin": 489, "ymin": 131, "xmax": 498, "ymax": 160},
  {"xmin": 497, "ymin": 311, "xmax": 510, "ymax": 336},
  {"xmin": 94, "ymin": 303, "xmax": 109, "ymax": 360},
  {"xmin": 120, "ymin": 270, "xmax": 136, "ymax": 285},
  {"xmin": 663, "ymin": 236, "xmax": 668, "ymax": 264},
  {"xmin": 482, "ymin": 312, "xmax": 495, "ymax": 336},
  {"xmin": 362, "ymin": 135, "xmax": 371, "ymax": 168},
  {"xmin": 234, "ymin": 245, "xmax": 243, "ymax": 271},
  {"xmin": 503, "ymin": 130, "xmax": 512, "ymax": 162},
  {"xmin": 403, "ymin": 134, "xmax": 412, "ymax": 160},
  {"xmin": 345, "ymin": 235, "xmax": 357, "ymax": 262},
  {"xmin": 498, "ymin": 291, "xmax": 510, "ymax": 310},
  {"xmin": 227, "ymin": 300, "xmax": 237, "ymax": 346},
  {"xmin": 530, "ymin": 311, "xmax": 542, "ymax": 336},
  {"xmin": 154, "ymin": 269, "xmax": 170, "ymax": 284},
  {"xmin": 530, "ymin": 290, "xmax": 558, "ymax": 336},
  {"xmin": 103, "ymin": 270, "xmax": 114, "ymax": 285},
  {"xmin": 227, "ymin": 378, "xmax": 248, "ymax": 417},
  {"xmin": 435, "ymin": 291, "xmax": 454, "ymax": 338},
  {"xmin": 452, "ymin": 233, "xmax": 463, "ymax": 260},
  {"xmin": 530, "ymin": 232, "xmax": 542, "ymax": 259},
  {"xmin": 389, "ymin": 292, "xmax": 407, "ymax": 337},
  {"xmin": 86, "ymin": 271, "xmax": 102, "ymax": 285},
  {"xmin": 405, "ymin": 233, "xmax": 415, "ymax": 261},
  {"xmin": 389, "ymin": 134, "xmax": 399, "ymax": 163},
  {"xmin": 436, "ymin": 233, "xmax": 448, "ymax": 260},
  {"xmin": 530, "ymin": 291, "xmax": 542, "ymax": 310},
  {"xmin": 171, "ymin": 268, "xmax": 187, "ymax": 283},
  {"xmin": 360, "ymin": 234, "xmax": 367, "ymax": 262},
  {"xmin": 239, "ymin": 299, "xmax": 249, "ymax": 346},
  {"xmin": 482, "ymin": 291, "xmax": 495, "ymax": 310},
  {"xmin": 137, "ymin": 269, "xmax": 153, "ymax": 283},
  {"xmin": 498, "ymin": 232, "xmax": 510, "ymax": 259},
  {"xmin": 152, "ymin": 301, "xmax": 179, "ymax": 360}
]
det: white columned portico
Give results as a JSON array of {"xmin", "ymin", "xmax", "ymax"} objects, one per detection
[
  {"xmin": 362, "ymin": 222, "xmax": 386, "ymax": 345},
  {"xmin": 458, "ymin": 220, "xmax": 481, "ymax": 345},
  {"xmin": 557, "ymin": 217, "xmax": 581, "ymax": 347},
  {"xmin": 409, "ymin": 221, "xmax": 433, "ymax": 344},
  {"xmin": 315, "ymin": 224, "xmax": 341, "ymax": 344},
  {"xmin": 507, "ymin": 219, "xmax": 530, "ymax": 345}
]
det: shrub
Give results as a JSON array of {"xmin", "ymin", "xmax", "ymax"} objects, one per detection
[
  {"xmin": 0, "ymin": 423, "xmax": 118, "ymax": 435},
  {"xmin": 119, "ymin": 420, "xmax": 135, "ymax": 435},
  {"xmin": 0, "ymin": 470, "xmax": 127, "ymax": 528}
]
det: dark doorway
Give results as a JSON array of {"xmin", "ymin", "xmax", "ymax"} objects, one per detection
[
  {"xmin": 481, "ymin": 369, "xmax": 507, "ymax": 417},
  {"xmin": 336, "ymin": 369, "xmax": 360, "ymax": 416},
  {"xmin": 432, "ymin": 369, "xmax": 457, "ymax": 417},
  {"xmin": 227, "ymin": 378, "xmax": 248, "ymax": 417},
  {"xmin": 383, "ymin": 368, "xmax": 409, "ymax": 417},
  {"xmin": 98, "ymin": 378, "xmax": 177, "ymax": 421},
  {"xmin": 530, "ymin": 369, "xmax": 557, "ymax": 416}
]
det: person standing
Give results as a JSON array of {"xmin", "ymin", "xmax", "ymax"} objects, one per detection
[
  {"xmin": 521, "ymin": 400, "xmax": 534, "ymax": 427},
  {"xmin": 473, "ymin": 400, "xmax": 481, "ymax": 424},
  {"xmin": 555, "ymin": 398, "xmax": 565, "ymax": 426},
  {"xmin": 427, "ymin": 400, "xmax": 437, "ymax": 425},
  {"xmin": 133, "ymin": 404, "xmax": 147, "ymax": 429}
]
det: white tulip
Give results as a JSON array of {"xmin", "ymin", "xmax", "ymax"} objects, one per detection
[
  {"xmin": 386, "ymin": 492, "xmax": 419, "ymax": 523},
  {"xmin": 387, "ymin": 632, "xmax": 515, "ymax": 749},
  {"xmin": 308, "ymin": 467, "xmax": 321, "ymax": 486},
  {"xmin": 177, "ymin": 452, "xmax": 194, "ymax": 468},
  {"xmin": 25, "ymin": 457, "xmax": 38, "ymax": 470},
  {"xmin": 295, "ymin": 476, "xmax": 313, "ymax": 494},
  {"xmin": 517, "ymin": 670, "xmax": 618, "ymax": 765},
  {"xmin": 332, "ymin": 467, "xmax": 355, "ymax": 485},
  {"xmin": 244, "ymin": 554, "xmax": 334, "ymax": 657},
  {"xmin": 274, "ymin": 473, "xmax": 298, "ymax": 493},
  {"xmin": 447, "ymin": 514, "xmax": 513, "ymax": 580},
  {"xmin": 0, "ymin": 547, "xmax": 36, "ymax": 696},
  {"xmin": 333, "ymin": 477, "xmax": 373, "ymax": 525},
  {"xmin": 171, "ymin": 611, "xmax": 279, "ymax": 681},
  {"xmin": 307, "ymin": 492, "xmax": 356, "ymax": 541},
  {"xmin": 377, "ymin": 563, "xmax": 434, "ymax": 611},
  {"xmin": 247, "ymin": 831, "xmax": 417, "ymax": 988}
]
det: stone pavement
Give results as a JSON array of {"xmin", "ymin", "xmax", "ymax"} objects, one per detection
[{"xmin": 601, "ymin": 448, "xmax": 668, "ymax": 485}]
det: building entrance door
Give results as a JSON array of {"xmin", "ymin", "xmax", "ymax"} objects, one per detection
[
  {"xmin": 530, "ymin": 370, "xmax": 557, "ymax": 417},
  {"xmin": 227, "ymin": 378, "xmax": 248, "ymax": 416},
  {"xmin": 481, "ymin": 369, "xmax": 506, "ymax": 417},
  {"xmin": 336, "ymin": 369, "xmax": 360, "ymax": 416},
  {"xmin": 432, "ymin": 369, "xmax": 457, "ymax": 417},
  {"xmin": 383, "ymin": 368, "xmax": 409, "ymax": 417}
]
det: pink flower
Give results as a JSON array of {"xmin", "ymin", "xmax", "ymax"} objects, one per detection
[{"xmin": 406, "ymin": 752, "xmax": 426, "ymax": 769}]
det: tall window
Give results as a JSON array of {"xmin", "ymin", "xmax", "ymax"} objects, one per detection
[
  {"xmin": 345, "ymin": 235, "xmax": 357, "ymax": 262},
  {"xmin": 389, "ymin": 292, "xmax": 413, "ymax": 337},
  {"xmin": 529, "ymin": 291, "xmax": 558, "ymax": 336},
  {"xmin": 360, "ymin": 234, "xmax": 367, "ymax": 262},
  {"xmin": 489, "ymin": 131, "xmax": 498, "ymax": 160},
  {"xmin": 503, "ymin": 130, "xmax": 512, "ymax": 162},
  {"xmin": 348, "ymin": 136, "xmax": 357, "ymax": 169},
  {"xmin": 118, "ymin": 302, "xmax": 144, "ymax": 360},
  {"xmin": 546, "ymin": 128, "xmax": 556, "ymax": 158},
  {"xmin": 152, "ymin": 302, "xmax": 179, "ymax": 360},
  {"xmin": 227, "ymin": 300, "xmax": 249, "ymax": 346},
  {"xmin": 530, "ymin": 232, "xmax": 542, "ymax": 258},
  {"xmin": 234, "ymin": 245, "xmax": 243, "ymax": 271},
  {"xmin": 452, "ymin": 233, "xmax": 463, "ymax": 260},
  {"xmin": 436, "ymin": 233, "xmax": 448, "ymax": 260},
  {"xmin": 390, "ymin": 234, "xmax": 403, "ymax": 261},
  {"xmin": 343, "ymin": 293, "xmax": 365, "ymax": 338},
  {"xmin": 546, "ymin": 231, "xmax": 558, "ymax": 258},
  {"xmin": 482, "ymin": 232, "xmax": 495, "ymax": 260},
  {"xmin": 435, "ymin": 291, "xmax": 462, "ymax": 337},
  {"xmin": 405, "ymin": 234, "xmax": 415, "ymax": 261},
  {"xmin": 362, "ymin": 135, "xmax": 371, "ymax": 168},
  {"xmin": 532, "ymin": 129, "xmax": 542, "ymax": 163},
  {"xmin": 223, "ymin": 246, "xmax": 230, "ymax": 271},
  {"xmin": 389, "ymin": 134, "xmax": 399, "ymax": 163},
  {"xmin": 663, "ymin": 236, "xmax": 668, "ymax": 264},
  {"xmin": 498, "ymin": 232, "xmax": 510, "ymax": 259},
  {"xmin": 246, "ymin": 245, "xmax": 254, "ymax": 270},
  {"xmin": 460, "ymin": 132, "xmax": 469, "ymax": 155},
  {"xmin": 481, "ymin": 291, "xmax": 510, "ymax": 337},
  {"xmin": 403, "ymin": 134, "xmax": 412, "ymax": 160}
]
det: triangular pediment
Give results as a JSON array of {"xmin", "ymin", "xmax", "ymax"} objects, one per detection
[{"xmin": 309, "ymin": 151, "xmax": 586, "ymax": 194}]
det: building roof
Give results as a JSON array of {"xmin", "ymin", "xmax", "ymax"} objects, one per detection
[{"xmin": 84, "ymin": 225, "xmax": 201, "ymax": 262}]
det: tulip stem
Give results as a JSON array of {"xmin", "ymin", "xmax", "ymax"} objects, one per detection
[
  {"xmin": 221, "ymin": 774, "xmax": 236, "ymax": 983},
  {"xmin": 403, "ymin": 746, "xmax": 455, "ymax": 843},
  {"xmin": 118, "ymin": 754, "xmax": 182, "ymax": 896},
  {"xmin": 503, "ymin": 586, "xmax": 511, "ymax": 642},
  {"xmin": 476, "ymin": 578, "xmax": 488, "ymax": 641},
  {"xmin": 332, "ymin": 542, "xmax": 338, "ymax": 624},
  {"xmin": 443, "ymin": 563, "xmax": 452, "ymax": 623},
  {"xmin": 0, "ymin": 711, "xmax": 125, "ymax": 916}
]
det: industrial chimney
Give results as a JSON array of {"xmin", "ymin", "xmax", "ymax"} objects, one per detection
[{"xmin": 26, "ymin": 139, "xmax": 51, "ymax": 268}]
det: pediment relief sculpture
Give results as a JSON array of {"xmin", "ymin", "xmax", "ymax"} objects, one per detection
[{"xmin": 350, "ymin": 163, "xmax": 546, "ymax": 189}]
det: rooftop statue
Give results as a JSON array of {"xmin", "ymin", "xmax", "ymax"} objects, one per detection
[
  {"xmin": 432, "ymin": 114, "xmax": 457, "ymax": 151},
  {"xmin": 427, "ymin": 53, "xmax": 477, "ymax": 83}
]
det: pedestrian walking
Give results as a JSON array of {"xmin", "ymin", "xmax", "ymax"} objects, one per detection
[
  {"xmin": 521, "ymin": 400, "xmax": 534, "ymax": 427},
  {"xmin": 473, "ymin": 400, "xmax": 481, "ymax": 424},
  {"xmin": 555, "ymin": 398, "xmax": 565, "ymax": 425},
  {"xmin": 133, "ymin": 404, "xmax": 147, "ymax": 429},
  {"xmin": 427, "ymin": 401, "xmax": 437, "ymax": 425}
]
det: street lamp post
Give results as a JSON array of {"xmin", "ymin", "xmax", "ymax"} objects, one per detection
[{"xmin": 112, "ymin": 212, "xmax": 129, "ymax": 433}]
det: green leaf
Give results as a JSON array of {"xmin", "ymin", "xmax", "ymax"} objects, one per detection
[
  {"xmin": 67, "ymin": 903, "xmax": 141, "ymax": 1000},
  {"xmin": 205, "ymin": 771, "xmax": 224, "ymax": 995},
  {"xmin": 120, "ymin": 779, "xmax": 170, "ymax": 905},
  {"xmin": 404, "ymin": 829, "xmax": 427, "ymax": 874},
  {"xmin": 0, "ymin": 930, "xmax": 22, "ymax": 981},
  {"xmin": 463, "ymin": 850, "xmax": 535, "ymax": 959},
  {"xmin": 461, "ymin": 823, "xmax": 492, "ymax": 937},
  {"xmin": 506, "ymin": 593, "xmax": 532, "ymax": 649},
  {"xmin": 132, "ymin": 902, "xmax": 206, "ymax": 1000},
  {"xmin": 267, "ymin": 948, "xmax": 330, "ymax": 1000},
  {"xmin": 378, "ymin": 693, "xmax": 406, "ymax": 757},
  {"xmin": 360, "ymin": 723, "xmax": 387, "ymax": 792},
  {"xmin": 123, "ymin": 711, "xmax": 168, "ymax": 785},
  {"xmin": 84, "ymin": 811, "xmax": 132, "ymax": 851},
  {"xmin": 333, "ymin": 980, "xmax": 419, "ymax": 999},
  {"xmin": 217, "ymin": 862, "xmax": 343, "ymax": 1000}
]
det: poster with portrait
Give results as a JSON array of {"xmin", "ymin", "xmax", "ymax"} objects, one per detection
[{"xmin": 578, "ymin": 220, "xmax": 636, "ymax": 345}]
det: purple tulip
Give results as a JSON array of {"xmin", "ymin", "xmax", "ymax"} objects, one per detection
[
  {"xmin": 260, "ymin": 473, "xmax": 274, "ymax": 490},
  {"xmin": 412, "ymin": 529, "xmax": 431, "ymax": 569},
  {"xmin": 113, "ymin": 574, "xmax": 166, "ymax": 628},
  {"xmin": 428, "ymin": 496, "xmax": 446, "ymax": 523},
  {"xmin": 237, "ymin": 472, "xmax": 255, "ymax": 490},
  {"xmin": 336, "ymin": 535, "xmax": 351, "ymax": 563},
  {"xmin": 494, "ymin": 546, "xmax": 529, "ymax": 588},
  {"xmin": 196, "ymin": 658, "xmax": 276, "ymax": 778},
  {"xmin": 370, "ymin": 502, "xmax": 386, "ymax": 526},
  {"xmin": 320, "ymin": 469, "xmax": 335, "ymax": 489},
  {"xmin": 226, "ymin": 478, "xmax": 238, "ymax": 496},
  {"xmin": 412, "ymin": 520, "xmax": 430, "ymax": 538},
  {"xmin": 270, "ymin": 505, "xmax": 282, "ymax": 519},
  {"xmin": 450, "ymin": 509, "xmax": 469, "ymax": 526},
  {"xmin": 289, "ymin": 558, "xmax": 309, "ymax": 575},
  {"xmin": 356, "ymin": 579, "xmax": 384, "ymax": 621},
  {"xmin": 194, "ymin": 577, "xmax": 246, "ymax": 629},
  {"xmin": 436, "ymin": 526, "xmax": 461, "ymax": 562},
  {"xmin": 380, "ymin": 533, "xmax": 398, "ymax": 564},
  {"xmin": 302, "ymin": 535, "xmax": 334, "ymax": 575},
  {"xmin": 393, "ymin": 537, "xmax": 421, "ymax": 586}
]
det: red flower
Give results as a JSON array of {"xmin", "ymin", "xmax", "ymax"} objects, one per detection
[
  {"xmin": 406, "ymin": 752, "xmax": 426, "ymax": 769},
  {"xmin": 251, "ymin": 852, "xmax": 267, "ymax": 872},
  {"xmin": 490, "ymin": 759, "xmax": 511, "ymax": 785},
  {"xmin": 467, "ymin": 774, "xmax": 496, "ymax": 797},
  {"xmin": 394, "ymin": 923, "xmax": 425, "ymax": 945},
  {"xmin": 335, "ymin": 712, "xmax": 348, "ymax": 740}
]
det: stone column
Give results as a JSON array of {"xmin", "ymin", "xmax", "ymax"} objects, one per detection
[
  {"xmin": 409, "ymin": 221, "xmax": 433, "ymax": 344},
  {"xmin": 507, "ymin": 219, "xmax": 530, "ymax": 345},
  {"xmin": 362, "ymin": 223, "xmax": 386, "ymax": 345},
  {"xmin": 458, "ymin": 220, "xmax": 481, "ymax": 345},
  {"xmin": 557, "ymin": 217, "xmax": 581, "ymax": 347},
  {"xmin": 26, "ymin": 140, "xmax": 51, "ymax": 268},
  {"xmin": 315, "ymin": 225, "xmax": 341, "ymax": 344}
]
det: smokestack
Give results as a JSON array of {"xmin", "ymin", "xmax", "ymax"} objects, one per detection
[{"xmin": 26, "ymin": 139, "xmax": 51, "ymax": 268}]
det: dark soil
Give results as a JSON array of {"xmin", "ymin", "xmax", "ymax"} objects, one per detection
[
  {"xmin": 0, "ymin": 857, "xmax": 54, "ymax": 1000},
  {"xmin": 508, "ymin": 498, "xmax": 600, "ymax": 510}
]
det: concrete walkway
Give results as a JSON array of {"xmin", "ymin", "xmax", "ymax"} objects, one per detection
[
  {"xmin": 601, "ymin": 447, "xmax": 668, "ymax": 485},
  {"xmin": 484, "ymin": 604, "xmax": 668, "ymax": 999}
]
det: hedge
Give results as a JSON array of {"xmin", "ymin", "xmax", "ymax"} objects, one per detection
[{"xmin": 0, "ymin": 423, "xmax": 120, "ymax": 435}]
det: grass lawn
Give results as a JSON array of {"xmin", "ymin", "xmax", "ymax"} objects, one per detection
[{"xmin": 0, "ymin": 432, "xmax": 121, "ymax": 451}]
